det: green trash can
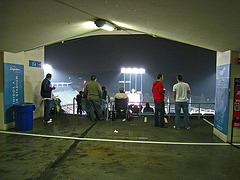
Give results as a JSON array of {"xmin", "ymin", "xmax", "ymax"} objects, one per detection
[{"xmin": 13, "ymin": 103, "xmax": 36, "ymax": 131}]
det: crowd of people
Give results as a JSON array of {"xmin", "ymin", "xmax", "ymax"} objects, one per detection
[{"xmin": 41, "ymin": 73, "xmax": 191, "ymax": 129}]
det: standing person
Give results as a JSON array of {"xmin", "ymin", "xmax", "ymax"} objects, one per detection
[
  {"xmin": 41, "ymin": 73, "xmax": 55, "ymax": 123},
  {"xmin": 85, "ymin": 75, "xmax": 103, "ymax": 121},
  {"xmin": 101, "ymin": 86, "xmax": 111, "ymax": 102},
  {"xmin": 152, "ymin": 73, "xmax": 166, "ymax": 127},
  {"xmin": 101, "ymin": 86, "xmax": 111, "ymax": 116},
  {"xmin": 81, "ymin": 88, "xmax": 90, "ymax": 116},
  {"xmin": 173, "ymin": 74, "xmax": 191, "ymax": 129},
  {"xmin": 76, "ymin": 91, "xmax": 83, "ymax": 115}
]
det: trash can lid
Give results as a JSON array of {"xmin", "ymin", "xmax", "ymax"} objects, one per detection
[{"xmin": 13, "ymin": 103, "xmax": 36, "ymax": 111}]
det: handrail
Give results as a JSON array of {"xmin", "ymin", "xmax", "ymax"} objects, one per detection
[
  {"xmin": 72, "ymin": 98, "xmax": 110, "ymax": 120},
  {"xmin": 109, "ymin": 101, "xmax": 215, "ymax": 119},
  {"xmin": 73, "ymin": 97, "xmax": 76, "ymax": 114},
  {"xmin": 71, "ymin": 98, "xmax": 215, "ymax": 119}
]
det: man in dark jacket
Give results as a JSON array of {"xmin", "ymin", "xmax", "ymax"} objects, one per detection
[
  {"xmin": 41, "ymin": 73, "xmax": 55, "ymax": 123},
  {"xmin": 152, "ymin": 73, "xmax": 166, "ymax": 127}
]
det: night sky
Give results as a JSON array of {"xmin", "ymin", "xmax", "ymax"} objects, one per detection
[{"xmin": 45, "ymin": 34, "xmax": 216, "ymax": 102}]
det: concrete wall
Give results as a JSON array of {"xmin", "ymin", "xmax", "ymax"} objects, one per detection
[
  {"xmin": 22, "ymin": 48, "xmax": 45, "ymax": 119},
  {"xmin": 0, "ymin": 52, "xmax": 4, "ymax": 128},
  {"xmin": 0, "ymin": 48, "xmax": 44, "ymax": 130}
]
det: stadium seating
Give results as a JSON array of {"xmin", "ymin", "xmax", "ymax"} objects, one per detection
[{"xmin": 53, "ymin": 86, "xmax": 78, "ymax": 105}]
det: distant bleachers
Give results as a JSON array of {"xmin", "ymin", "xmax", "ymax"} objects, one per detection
[{"xmin": 53, "ymin": 85, "xmax": 78, "ymax": 105}]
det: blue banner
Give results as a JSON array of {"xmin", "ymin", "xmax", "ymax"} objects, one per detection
[
  {"xmin": 29, "ymin": 60, "xmax": 41, "ymax": 68},
  {"xmin": 214, "ymin": 64, "xmax": 231, "ymax": 135},
  {"xmin": 4, "ymin": 63, "xmax": 24, "ymax": 123}
]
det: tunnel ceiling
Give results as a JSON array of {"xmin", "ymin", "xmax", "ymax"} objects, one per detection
[{"xmin": 1, "ymin": 0, "xmax": 240, "ymax": 53}]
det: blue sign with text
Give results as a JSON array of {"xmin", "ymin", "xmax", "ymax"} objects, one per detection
[
  {"xmin": 29, "ymin": 60, "xmax": 41, "ymax": 68},
  {"xmin": 4, "ymin": 63, "xmax": 24, "ymax": 123},
  {"xmin": 214, "ymin": 64, "xmax": 231, "ymax": 135}
]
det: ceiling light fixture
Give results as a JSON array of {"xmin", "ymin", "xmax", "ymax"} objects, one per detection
[{"xmin": 94, "ymin": 19, "xmax": 115, "ymax": 31}]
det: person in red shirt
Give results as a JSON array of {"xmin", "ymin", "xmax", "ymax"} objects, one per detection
[{"xmin": 152, "ymin": 73, "xmax": 166, "ymax": 127}]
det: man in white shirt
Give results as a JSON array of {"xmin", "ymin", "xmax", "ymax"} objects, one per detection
[{"xmin": 173, "ymin": 74, "xmax": 191, "ymax": 129}]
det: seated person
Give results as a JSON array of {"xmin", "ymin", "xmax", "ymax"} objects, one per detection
[
  {"xmin": 129, "ymin": 104, "xmax": 143, "ymax": 113},
  {"xmin": 143, "ymin": 103, "xmax": 154, "ymax": 113},
  {"xmin": 114, "ymin": 87, "xmax": 129, "ymax": 120},
  {"xmin": 114, "ymin": 87, "xmax": 128, "ymax": 101}
]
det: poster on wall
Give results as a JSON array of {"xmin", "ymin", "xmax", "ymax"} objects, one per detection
[
  {"xmin": 233, "ymin": 78, "xmax": 240, "ymax": 127},
  {"xmin": 214, "ymin": 64, "xmax": 231, "ymax": 135},
  {"xmin": 4, "ymin": 63, "xmax": 24, "ymax": 124}
]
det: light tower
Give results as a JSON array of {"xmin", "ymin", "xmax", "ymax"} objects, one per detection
[
  {"xmin": 120, "ymin": 67, "xmax": 145, "ymax": 93},
  {"xmin": 120, "ymin": 67, "xmax": 145, "ymax": 104}
]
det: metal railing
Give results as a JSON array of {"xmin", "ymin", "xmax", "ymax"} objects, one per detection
[
  {"xmin": 72, "ymin": 98, "xmax": 215, "ymax": 120},
  {"xmin": 73, "ymin": 97, "xmax": 76, "ymax": 114},
  {"xmin": 72, "ymin": 98, "xmax": 110, "ymax": 119},
  {"xmin": 165, "ymin": 102, "xmax": 215, "ymax": 119}
]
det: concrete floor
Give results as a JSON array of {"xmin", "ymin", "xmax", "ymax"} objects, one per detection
[{"xmin": 0, "ymin": 114, "xmax": 240, "ymax": 180}]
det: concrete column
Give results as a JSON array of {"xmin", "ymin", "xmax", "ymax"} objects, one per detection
[
  {"xmin": 214, "ymin": 50, "xmax": 240, "ymax": 142},
  {"xmin": 0, "ymin": 52, "xmax": 4, "ymax": 128},
  {"xmin": 0, "ymin": 48, "xmax": 44, "ymax": 130}
]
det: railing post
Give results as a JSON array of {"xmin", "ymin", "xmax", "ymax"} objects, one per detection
[
  {"xmin": 168, "ymin": 102, "xmax": 171, "ymax": 119},
  {"xmin": 73, "ymin": 97, "xmax": 75, "ymax": 114},
  {"xmin": 198, "ymin": 103, "xmax": 200, "ymax": 119},
  {"xmin": 106, "ymin": 100, "xmax": 109, "ymax": 121},
  {"xmin": 139, "ymin": 102, "xmax": 142, "ymax": 117}
]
